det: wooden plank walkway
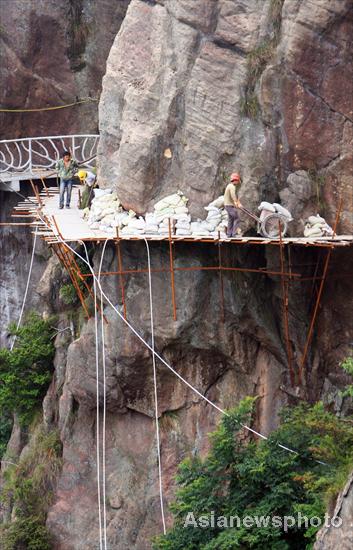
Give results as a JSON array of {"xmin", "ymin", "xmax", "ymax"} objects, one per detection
[{"xmin": 10, "ymin": 185, "xmax": 353, "ymax": 248}]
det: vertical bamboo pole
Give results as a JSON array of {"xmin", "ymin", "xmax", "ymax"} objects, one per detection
[
  {"xmin": 168, "ymin": 218, "xmax": 177, "ymax": 321},
  {"xmin": 298, "ymin": 199, "xmax": 343, "ymax": 383},
  {"xmin": 116, "ymin": 227, "xmax": 127, "ymax": 319},
  {"xmin": 217, "ymin": 231, "xmax": 225, "ymax": 323},
  {"xmin": 279, "ymin": 226, "xmax": 295, "ymax": 386}
]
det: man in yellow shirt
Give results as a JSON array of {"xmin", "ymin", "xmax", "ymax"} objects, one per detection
[{"xmin": 224, "ymin": 172, "xmax": 242, "ymax": 237}]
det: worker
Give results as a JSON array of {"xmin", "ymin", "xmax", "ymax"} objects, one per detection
[
  {"xmin": 78, "ymin": 169, "xmax": 97, "ymax": 209},
  {"xmin": 56, "ymin": 150, "xmax": 78, "ymax": 209},
  {"xmin": 224, "ymin": 172, "xmax": 242, "ymax": 237}
]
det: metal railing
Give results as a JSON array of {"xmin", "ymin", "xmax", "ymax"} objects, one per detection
[{"xmin": 0, "ymin": 134, "xmax": 99, "ymax": 174}]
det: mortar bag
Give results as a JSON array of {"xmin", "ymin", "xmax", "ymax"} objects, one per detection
[
  {"xmin": 304, "ymin": 225, "xmax": 323, "ymax": 237},
  {"xmin": 258, "ymin": 201, "xmax": 276, "ymax": 212},
  {"xmin": 308, "ymin": 214, "xmax": 326, "ymax": 225},
  {"xmin": 174, "ymin": 206, "xmax": 189, "ymax": 214},
  {"xmin": 204, "ymin": 205, "xmax": 220, "ymax": 213},
  {"xmin": 176, "ymin": 228, "xmax": 191, "ymax": 236},
  {"xmin": 209, "ymin": 196, "xmax": 224, "ymax": 209},
  {"xmin": 94, "ymin": 188, "xmax": 113, "ymax": 198},
  {"xmin": 273, "ymin": 203, "xmax": 293, "ymax": 220},
  {"xmin": 259, "ymin": 208, "xmax": 275, "ymax": 222},
  {"xmin": 154, "ymin": 192, "xmax": 185, "ymax": 210}
]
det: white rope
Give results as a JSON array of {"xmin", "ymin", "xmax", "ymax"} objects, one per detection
[
  {"xmin": 144, "ymin": 238, "xmax": 167, "ymax": 534},
  {"xmin": 10, "ymin": 226, "xmax": 38, "ymax": 351},
  {"xmin": 98, "ymin": 240, "xmax": 109, "ymax": 550},
  {"xmin": 81, "ymin": 242, "xmax": 103, "ymax": 550}
]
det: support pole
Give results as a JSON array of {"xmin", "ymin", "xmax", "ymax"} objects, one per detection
[
  {"xmin": 217, "ymin": 231, "xmax": 225, "ymax": 323},
  {"xmin": 298, "ymin": 199, "xmax": 343, "ymax": 383},
  {"xmin": 116, "ymin": 227, "xmax": 127, "ymax": 319},
  {"xmin": 279, "ymin": 226, "xmax": 295, "ymax": 386},
  {"xmin": 168, "ymin": 218, "xmax": 177, "ymax": 321},
  {"xmin": 40, "ymin": 177, "xmax": 50, "ymax": 197}
]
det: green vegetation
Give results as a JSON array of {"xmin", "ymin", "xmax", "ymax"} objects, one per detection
[
  {"xmin": 59, "ymin": 258, "xmax": 92, "ymax": 306},
  {"xmin": 241, "ymin": 0, "xmax": 284, "ymax": 120},
  {"xmin": 1, "ymin": 424, "xmax": 62, "ymax": 550},
  {"xmin": 341, "ymin": 355, "xmax": 353, "ymax": 398},
  {"xmin": 153, "ymin": 398, "xmax": 353, "ymax": 550},
  {"xmin": 0, "ymin": 313, "xmax": 55, "ymax": 436}
]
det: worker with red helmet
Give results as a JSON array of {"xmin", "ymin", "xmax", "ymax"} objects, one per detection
[{"xmin": 224, "ymin": 172, "xmax": 242, "ymax": 237}]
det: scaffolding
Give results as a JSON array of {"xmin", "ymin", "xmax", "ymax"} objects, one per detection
[{"xmin": 4, "ymin": 183, "xmax": 352, "ymax": 387}]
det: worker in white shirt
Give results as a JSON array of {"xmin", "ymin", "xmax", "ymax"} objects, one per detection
[{"xmin": 78, "ymin": 169, "xmax": 97, "ymax": 209}]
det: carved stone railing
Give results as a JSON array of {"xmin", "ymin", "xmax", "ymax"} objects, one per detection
[{"xmin": 0, "ymin": 134, "xmax": 99, "ymax": 175}]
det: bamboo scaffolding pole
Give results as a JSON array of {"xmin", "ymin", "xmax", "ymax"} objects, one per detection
[
  {"xmin": 116, "ymin": 227, "xmax": 127, "ymax": 320},
  {"xmin": 279, "ymin": 225, "xmax": 295, "ymax": 386},
  {"xmin": 298, "ymin": 199, "xmax": 343, "ymax": 383},
  {"xmin": 217, "ymin": 231, "xmax": 225, "ymax": 323},
  {"xmin": 168, "ymin": 218, "xmax": 177, "ymax": 321}
]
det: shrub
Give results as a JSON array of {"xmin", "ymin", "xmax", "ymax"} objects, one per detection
[
  {"xmin": 0, "ymin": 313, "xmax": 55, "ymax": 428},
  {"xmin": 341, "ymin": 355, "xmax": 353, "ymax": 398},
  {"xmin": 153, "ymin": 399, "xmax": 353, "ymax": 550},
  {"xmin": 1, "ymin": 425, "xmax": 62, "ymax": 550}
]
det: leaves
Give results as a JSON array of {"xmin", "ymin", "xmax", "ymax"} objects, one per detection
[{"xmin": 153, "ymin": 399, "xmax": 353, "ymax": 550}]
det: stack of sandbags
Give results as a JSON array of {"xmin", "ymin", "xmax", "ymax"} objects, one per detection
[
  {"xmin": 153, "ymin": 191, "xmax": 190, "ymax": 234},
  {"xmin": 175, "ymin": 214, "xmax": 191, "ymax": 236},
  {"xmin": 258, "ymin": 201, "xmax": 293, "ymax": 222},
  {"xmin": 304, "ymin": 215, "xmax": 334, "ymax": 238},
  {"xmin": 144, "ymin": 213, "xmax": 159, "ymax": 235},
  {"xmin": 120, "ymin": 216, "xmax": 146, "ymax": 235},
  {"xmin": 85, "ymin": 190, "xmax": 122, "ymax": 232},
  {"xmin": 189, "ymin": 196, "xmax": 227, "ymax": 237}
]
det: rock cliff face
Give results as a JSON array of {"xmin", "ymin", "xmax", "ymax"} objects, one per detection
[
  {"xmin": 0, "ymin": 0, "xmax": 130, "ymax": 139},
  {"xmin": 1, "ymin": 1, "xmax": 353, "ymax": 549},
  {"xmin": 98, "ymin": 0, "xmax": 352, "ymax": 232}
]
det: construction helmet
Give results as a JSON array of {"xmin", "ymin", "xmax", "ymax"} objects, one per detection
[
  {"xmin": 231, "ymin": 172, "xmax": 241, "ymax": 183},
  {"xmin": 78, "ymin": 170, "xmax": 87, "ymax": 181}
]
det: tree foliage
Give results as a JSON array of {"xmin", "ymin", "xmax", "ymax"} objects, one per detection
[
  {"xmin": 0, "ymin": 313, "xmax": 55, "ymax": 429},
  {"xmin": 154, "ymin": 399, "xmax": 353, "ymax": 550}
]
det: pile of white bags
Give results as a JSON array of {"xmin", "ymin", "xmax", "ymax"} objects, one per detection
[
  {"xmin": 154, "ymin": 191, "xmax": 190, "ymax": 235},
  {"xmin": 190, "ymin": 196, "xmax": 228, "ymax": 237},
  {"xmin": 303, "ymin": 215, "xmax": 334, "ymax": 237},
  {"xmin": 83, "ymin": 190, "xmax": 137, "ymax": 234},
  {"xmin": 258, "ymin": 201, "xmax": 293, "ymax": 222}
]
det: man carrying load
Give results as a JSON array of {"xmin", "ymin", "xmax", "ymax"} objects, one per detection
[
  {"xmin": 224, "ymin": 172, "xmax": 242, "ymax": 238},
  {"xmin": 78, "ymin": 169, "xmax": 97, "ymax": 209}
]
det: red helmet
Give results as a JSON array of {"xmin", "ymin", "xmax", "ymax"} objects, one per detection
[{"xmin": 231, "ymin": 172, "xmax": 241, "ymax": 182}]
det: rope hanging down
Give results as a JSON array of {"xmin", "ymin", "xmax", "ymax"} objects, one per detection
[
  {"xmin": 144, "ymin": 238, "xmax": 167, "ymax": 534},
  {"xmin": 10, "ymin": 226, "xmax": 38, "ymax": 351},
  {"xmin": 0, "ymin": 97, "xmax": 98, "ymax": 113}
]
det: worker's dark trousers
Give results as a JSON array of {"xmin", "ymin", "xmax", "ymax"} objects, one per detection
[
  {"xmin": 59, "ymin": 178, "xmax": 74, "ymax": 208},
  {"xmin": 225, "ymin": 205, "xmax": 240, "ymax": 237}
]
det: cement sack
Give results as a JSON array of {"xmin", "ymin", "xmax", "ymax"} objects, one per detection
[
  {"xmin": 209, "ymin": 196, "xmax": 224, "ymax": 209},
  {"xmin": 259, "ymin": 209, "xmax": 275, "ymax": 222},
  {"xmin": 258, "ymin": 201, "xmax": 276, "ymax": 213},
  {"xmin": 273, "ymin": 203, "xmax": 293, "ymax": 220},
  {"xmin": 94, "ymin": 188, "xmax": 113, "ymax": 198},
  {"xmin": 126, "ymin": 217, "xmax": 146, "ymax": 230},
  {"xmin": 176, "ymin": 228, "xmax": 191, "ymax": 236},
  {"xmin": 304, "ymin": 225, "xmax": 323, "ymax": 237},
  {"xmin": 205, "ymin": 205, "xmax": 221, "ymax": 213},
  {"xmin": 174, "ymin": 206, "xmax": 189, "ymax": 215},
  {"xmin": 154, "ymin": 191, "xmax": 187, "ymax": 211},
  {"xmin": 308, "ymin": 215, "xmax": 326, "ymax": 225}
]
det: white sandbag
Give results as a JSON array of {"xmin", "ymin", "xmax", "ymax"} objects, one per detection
[
  {"xmin": 258, "ymin": 201, "xmax": 276, "ymax": 213},
  {"xmin": 205, "ymin": 205, "xmax": 220, "ymax": 213},
  {"xmin": 174, "ymin": 206, "xmax": 189, "ymax": 214},
  {"xmin": 154, "ymin": 191, "xmax": 187, "ymax": 211},
  {"xmin": 308, "ymin": 215, "xmax": 326, "ymax": 225},
  {"xmin": 273, "ymin": 203, "xmax": 293, "ymax": 220},
  {"xmin": 304, "ymin": 225, "xmax": 323, "ymax": 237},
  {"xmin": 94, "ymin": 188, "xmax": 112, "ymax": 198},
  {"xmin": 259, "ymin": 209, "xmax": 275, "ymax": 222},
  {"xmin": 209, "ymin": 196, "xmax": 224, "ymax": 209},
  {"xmin": 176, "ymin": 228, "xmax": 191, "ymax": 236},
  {"xmin": 126, "ymin": 217, "xmax": 146, "ymax": 230}
]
